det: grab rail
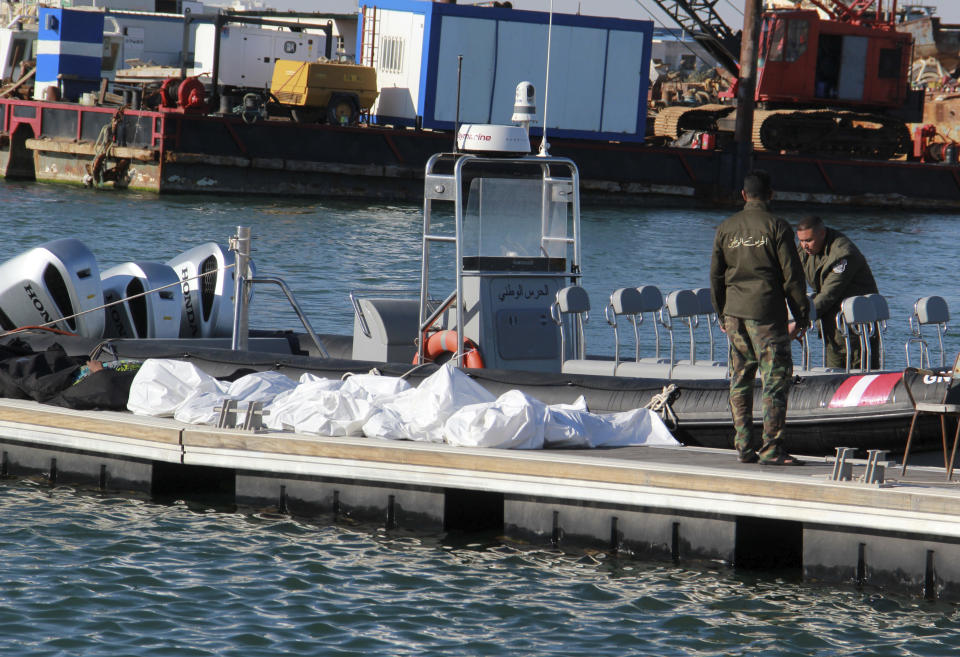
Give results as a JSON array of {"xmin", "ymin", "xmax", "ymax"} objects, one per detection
[
  {"xmin": 350, "ymin": 288, "xmax": 421, "ymax": 339},
  {"xmin": 231, "ymin": 226, "xmax": 329, "ymax": 358},
  {"xmin": 417, "ymin": 289, "xmax": 458, "ymax": 359},
  {"xmin": 245, "ymin": 277, "xmax": 329, "ymax": 358}
]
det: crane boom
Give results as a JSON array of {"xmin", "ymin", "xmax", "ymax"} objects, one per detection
[
  {"xmin": 806, "ymin": 0, "xmax": 898, "ymax": 26},
  {"xmin": 642, "ymin": 0, "xmax": 741, "ymax": 75}
]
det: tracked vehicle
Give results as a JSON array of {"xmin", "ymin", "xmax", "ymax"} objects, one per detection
[{"xmin": 653, "ymin": 1, "xmax": 918, "ymax": 159}]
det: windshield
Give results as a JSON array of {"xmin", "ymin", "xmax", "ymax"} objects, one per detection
[{"xmin": 463, "ymin": 177, "xmax": 569, "ymax": 259}]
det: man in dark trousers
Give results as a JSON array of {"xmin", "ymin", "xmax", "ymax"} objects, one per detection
[
  {"xmin": 710, "ymin": 171, "xmax": 809, "ymax": 465},
  {"xmin": 795, "ymin": 215, "xmax": 879, "ymax": 370}
]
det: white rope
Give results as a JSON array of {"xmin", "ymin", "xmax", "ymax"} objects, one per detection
[{"xmin": 644, "ymin": 383, "xmax": 679, "ymax": 431}]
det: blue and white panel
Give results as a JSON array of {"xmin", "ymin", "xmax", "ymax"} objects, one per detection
[
  {"xmin": 431, "ymin": 16, "xmax": 497, "ymax": 125},
  {"xmin": 424, "ymin": 5, "xmax": 651, "ymax": 142},
  {"xmin": 602, "ymin": 29, "xmax": 648, "ymax": 134},
  {"xmin": 364, "ymin": 0, "xmax": 652, "ymax": 141},
  {"xmin": 35, "ymin": 8, "xmax": 105, "ymax": 101}
]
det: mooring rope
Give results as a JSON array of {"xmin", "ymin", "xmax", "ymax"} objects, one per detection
[
  {"xmin": 644, "ymin": 383, "xmax": 680, "ymax": 431},
  {"xmin": 0, "ymin": 262, "xmax": 236, "ymax": 338}
]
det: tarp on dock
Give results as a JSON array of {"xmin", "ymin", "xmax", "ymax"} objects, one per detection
[{"xmin": 127, "ymin": 360, "xmax": 679, "ymax": 450}]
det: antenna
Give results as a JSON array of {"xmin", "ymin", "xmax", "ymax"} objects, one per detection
[
  {"xmin": 537, "ymin": 0, "xmax": 553, "ymax": 157},
  {"xmin": 454, "ymin": 54, "xmax": 463, "ymax": 153}
]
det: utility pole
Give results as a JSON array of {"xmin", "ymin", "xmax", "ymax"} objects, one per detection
[{"xmin": 733, "ymin": 0, "xmax": 762, "ymax": 192}]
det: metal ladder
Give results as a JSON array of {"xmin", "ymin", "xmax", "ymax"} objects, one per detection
[{"xmin": 360, "ymin": 5, "xmax": 379, "ymax": 68}]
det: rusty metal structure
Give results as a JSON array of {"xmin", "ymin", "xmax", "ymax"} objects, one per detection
[{"xmin": 651, "ymin": 0, "xmax": 918, "ymax": 159}]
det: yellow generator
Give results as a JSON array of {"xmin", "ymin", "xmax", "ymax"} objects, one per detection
[{"xmin": 270, "ymin": 59, "xmax": 379, "ymax": 125}]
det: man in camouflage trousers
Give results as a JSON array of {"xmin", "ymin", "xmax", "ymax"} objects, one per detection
[{"xmin": 710, "ymin": 171, "xmax": 810, "ymax": 465}]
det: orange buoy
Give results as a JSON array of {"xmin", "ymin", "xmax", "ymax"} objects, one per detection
[{"xmin": 414, "ymin": 330, "xmax": 485, "ymax": 368}]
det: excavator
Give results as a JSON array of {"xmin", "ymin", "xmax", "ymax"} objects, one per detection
[{"xmin": 651, "ymin": 0, "xmax": 920, "ymax": 159}]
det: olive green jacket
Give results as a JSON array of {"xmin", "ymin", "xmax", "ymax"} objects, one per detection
[
  {"xmin": 710, "ymin": 200, "xmax": 809, "ymax": 327},
  {"xmin": 799, "ymin": 227, "xmax": 878, "ymax": 321}
]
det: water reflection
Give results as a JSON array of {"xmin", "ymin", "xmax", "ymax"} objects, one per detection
[{"xmin": 2, "ymin": 480, "xmax": 960, "ymax": 656}]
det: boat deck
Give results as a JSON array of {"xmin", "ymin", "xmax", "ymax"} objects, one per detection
[{"xmin": 2, "ymin": 397, "xmax": 960, "ymax": 599}]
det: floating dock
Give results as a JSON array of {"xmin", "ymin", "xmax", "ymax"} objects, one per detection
[{"xmin": 2, "ymin": 397, "xmax": 959, "ymax": 601}]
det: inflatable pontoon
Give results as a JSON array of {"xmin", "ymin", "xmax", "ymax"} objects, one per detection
[{"xmin": 0, "ymin": 121, "xmax": 950, "ymax": 457}]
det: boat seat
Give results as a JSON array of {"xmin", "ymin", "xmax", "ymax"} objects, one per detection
[
  {"xmin": 902, "ymin": 351, "xmax": 960, "ymax": 481},
  {"xmin": 646, "ymin": 289, "xmax": 726, "ymax": 379},
  {"xmin": 615, "ymin": 360, "xmax": 728, "ymax": 380},
  {"xmin": 837, "ymin": 295, "xmax": 879, "ymax": 371},
  {"xmin": 614, "ymin": 361, "xmax": 673, "ymax": 379},
  {"xmin": 661, "ymin": 289, "xmax": 699, "ymax": 366},
  {"xmin": 906, "ymin": 295, "xmax": 949, "ymax": 368},
  {"xmin": 692, "ymin": 286, "xmax": 726, "ymax": 367},
  {"xmin": 791, "ymin": 292, "xmax": 835, "ymax": 372},
  {"xmin": 563, "ymin": 358, "xmax": 617, "ymax": 376},
  {"xmin": 604, "ymin": 285, "xmax": 668, "ymax": 369},
  {"xmin": 865, "ymin": 293, "xmax": 889, "ymax": 369},
  {"xmin": 351, "ymin": 297, "xmax": 420, "ymax": 363},
  {"xmin": 661, "ymin": 289, "xmax": 725, "ymax": 370},
  {"xmin": 668, "ymin": 363, "xmax": 729, "ymax": 380},
  {"xmin": 552, "ymin": 285, "xmax": 617, "ymax": 376}
]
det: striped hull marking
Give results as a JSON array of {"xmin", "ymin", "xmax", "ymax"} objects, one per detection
[{"xmin": 828, "ymin": 372, "xmax": 902, "ymax": 408}]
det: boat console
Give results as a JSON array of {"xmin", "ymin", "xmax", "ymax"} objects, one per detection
[{"xmin": 412, "ymin": 146, "xmax": 582, "ymax": 372}]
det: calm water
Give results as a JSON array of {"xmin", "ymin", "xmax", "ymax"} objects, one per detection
[
  {"xmin": 2, "ymin": 483, "xmax": 959, "ymax": 657},
  {"xmin": 1, "ymin": 180, "xmax": 959, "ymax": 654},
  {"xmin": 4, "ymin": 179, "xmax": 956, "ymax": 366}
]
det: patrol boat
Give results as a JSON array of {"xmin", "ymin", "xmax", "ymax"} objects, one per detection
[{"xmin": 0, "ymin": 98, "xmax": 946, "ymax": 459}]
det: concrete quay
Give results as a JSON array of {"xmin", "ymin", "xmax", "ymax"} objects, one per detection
[{"xmin": 0, "ymin": 398, "xmax": 958, "ymax": 600}]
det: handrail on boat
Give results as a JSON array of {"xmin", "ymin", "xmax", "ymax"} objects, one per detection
[
  {"xmin": 350, "ymin": 287, "xmax": 422, "ymax": 339},
  {"xmin": 245, "ymin": 277, "xmax": 329, "ymax": 358},
  {"xmin": 416, "ymin": 289, "xmax": 458, "ymax": 357},
  {"xmin": 230, "ymin": 226, "xmax": 329, "ymax": 358}
]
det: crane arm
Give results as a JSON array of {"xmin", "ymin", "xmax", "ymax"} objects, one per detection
[
  {"xmin": 806, "ymin": 0, "xmax": 897, "ymax": 26},
  {"xmin": 641, "ymin": 0, "xmax": 741, "ymax": 76}
]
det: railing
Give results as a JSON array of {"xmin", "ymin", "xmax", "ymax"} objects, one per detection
[{"xmin": 230, "ymin": 226, "xmax": 329, "ymax": 357}]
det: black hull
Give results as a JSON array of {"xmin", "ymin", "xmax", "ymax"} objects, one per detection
[
  {"xmin": 78, "ymin": 335, "xmax": 945, "ymax": 458},
  {"xmin": 4, "ymin": 98, "xmax": 960, "ymax": 208},
  {"xmin": 5, "ymin": 331, "xmax": 941, "ymax": 457}
]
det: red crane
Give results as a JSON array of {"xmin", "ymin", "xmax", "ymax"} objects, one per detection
[
  {"xmin": 806, "ymin": 0, "xmax": 898, "ymax": 27},
  {"xmin": 651, "ymin": 0, "xmax": 918, "ymax": 159}
]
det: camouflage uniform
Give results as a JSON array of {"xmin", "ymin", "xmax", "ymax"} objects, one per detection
[
  {"xmin": 724, "ymin": 317, "xmax": 793, "ymax": 461},
  {"xmin": 798, "ymin": 227, "xmax": 879, "ymax": 370},
  {"xmin": 710, "ymin": 199, "xmax": 809, "ymax": 463}
]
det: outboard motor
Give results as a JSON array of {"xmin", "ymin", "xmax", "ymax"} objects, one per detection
[
  {"xmin": 166, "ymin": 243, "xmax": 252, "ymax": 338},
  {"xmin": 101, "ymin": 262, "xmax": 183, "ymax": 339},
  {"xmin": 0, "ymin": 238, "xmax": 104, "ymax": 337}
]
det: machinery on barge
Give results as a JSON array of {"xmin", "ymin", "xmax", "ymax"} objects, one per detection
[{"xmin": 652, "ymin": 0, "xmax": 919, "ymax": 159}]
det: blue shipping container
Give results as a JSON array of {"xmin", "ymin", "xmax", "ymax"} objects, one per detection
[{"xmin": 361, "ymin": 0, "xmax": 652, "ymax": 142}]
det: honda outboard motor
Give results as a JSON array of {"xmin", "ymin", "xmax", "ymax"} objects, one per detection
[
  {"xmin": 166, "ymin": 243, "xmax": 252, "ymax": 338},
  {"xmin": 101, "ymin": 262, "xmax": 183, "ymax": 339},
  {"xmin": 0, "ymin": 238, "xmax": 104, "ymax": 337}
]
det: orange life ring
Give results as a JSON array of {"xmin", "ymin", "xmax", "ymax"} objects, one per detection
[{"xmin": 413, "ymin": 330, "xmax": 485, "ymax": 368}]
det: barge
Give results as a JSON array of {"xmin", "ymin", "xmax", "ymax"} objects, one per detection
[
  {"xmin": 2, "ymin": 1, "xmax": 960, "ymax": 208},
  {"xmin": 5, "ymin": 95, "xmax": 960, "ymax": 208}
]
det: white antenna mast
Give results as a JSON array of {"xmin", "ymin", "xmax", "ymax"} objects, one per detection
[{"xmin": 537, "ymin": 0, "xmax": 553, "ymax": 157}]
